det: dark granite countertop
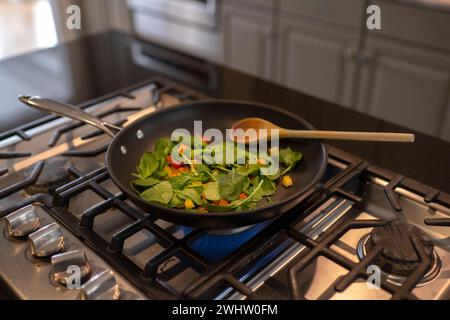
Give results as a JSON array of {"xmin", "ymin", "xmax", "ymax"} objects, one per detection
[{"xmin": 0, "ymin": 31, "xmax": 449, "ymax": 192}]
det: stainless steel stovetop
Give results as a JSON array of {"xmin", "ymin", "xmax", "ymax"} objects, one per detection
[{"xmin": 0, "ymin": 77, "xmax": 449, "ymax": 300}]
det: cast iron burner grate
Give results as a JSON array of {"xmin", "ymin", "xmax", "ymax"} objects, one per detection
[
  {"xmin": 364, "ymin": 221, "xmax": 435, "ymax": 277},
  {"xmin": 24, "ymin": 157, "xmax": 74, "ymax": 195}
]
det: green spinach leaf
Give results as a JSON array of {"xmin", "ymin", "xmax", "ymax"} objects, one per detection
[
  {"xmin": 140, "ymin": 181, "xmax": 173, "ymax": 204},
  {"xmin": 176, "ymin": 188, "xmax": 202, "ymax": 205},
  {"xmin": 260, "ymin": 177, "xmax": 276, "ymax": 196},
  {"xmin": 219, "ymin": 170, "xmax": 247, "ymax": 201},
  {"xmin": 169, "ymin": 175, "xmax": 191, "ymax": 190},
  {"xmin": 154, "ymin": 137, "xmax": 172, "ymax": 159},
  {"xmin": 279, "ymin": 147, "xmax": 302, "ymax": 174},
  {"xmin": 138, "ymin": 152, "xmax": 159, "ymax": 178},
  {"xmin": 131, "ymin": 176, "xmax": 161, "ymax": 187},
  {"xmin": 230, "ymin": 179, "xmax": 264, "ymax": 209},
  {"xmin": 236, "ymin": 164, "xmax": 260, "ymax": 176},
  {"xmin": 195, "ymin": 163, "xmax": 210, "ymax": 173},
  {"xmin": 203, "ymin": 182, "xmax": 221, "ymax": 201},
  {"xmin": 280, "ymin": 147, "xmax": 302, "ymax": 167},
  {"xmin": 265, "ymin": 168, "xmax": 281, "ymax": 180},
  {"xmin": 169, "ymin": 193, "xmax": 184, "ymax": 208}
]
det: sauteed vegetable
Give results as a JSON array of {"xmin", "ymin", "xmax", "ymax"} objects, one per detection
[{"xmin": 131, "ymin": 137, "xmax": 302, "ymax": 212}]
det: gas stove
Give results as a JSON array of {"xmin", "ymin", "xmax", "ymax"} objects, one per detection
[{"xmin": 0, "ymin": 77, "xmax": 449, "ymax": 300}]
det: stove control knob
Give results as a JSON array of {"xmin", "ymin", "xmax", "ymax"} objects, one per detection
[
  {"xmin": 5, "ymin": 205, "xmax": 40, "ymax": 237},
  {"xmin": 79, "ymin": 270, "xmax": 120, "ymax": 300},
  {"xmin": 51, "ymin": 250, "xmax": 91, "ymax": 285},
  {"xmin": 29, "ymin": 222, "xmax": 64, "ymax": 257}
]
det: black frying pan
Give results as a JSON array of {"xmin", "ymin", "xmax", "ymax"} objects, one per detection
[{"xmin": 19, "ymin": 96, "xmax": 327, "ymax": 229}]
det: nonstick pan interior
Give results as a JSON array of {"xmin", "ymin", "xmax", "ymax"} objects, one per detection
[{"xmin": 107, "ymin": 100, "xmax": 327, "ymax": 229}]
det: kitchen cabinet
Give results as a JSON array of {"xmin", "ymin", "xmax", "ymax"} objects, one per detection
[
  {"xmin": 276, "ymin": 18, "xmax": 359, "ymax": 107},
  {"xmin": 221, "ymin": 5, "xmax": 275, "ymax": 81},
  {"xmin": 356, "ymin": 38, "xmax": 450, "ymax": 138},
  {"xmin": 222, "ymin": 0, "xmax": 361, "ymax": 107},
  {"xmin": 360, "ymin": 1, "xmax": 450, "ymax": 141},
  {"xmin": 218, "ymin": 0, "xmax": 450, "ymax": 141}
]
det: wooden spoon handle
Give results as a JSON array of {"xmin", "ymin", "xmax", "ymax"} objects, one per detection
[{"xmin": 282, "ymin": 130, "xmax": 415, "ymax": 142}]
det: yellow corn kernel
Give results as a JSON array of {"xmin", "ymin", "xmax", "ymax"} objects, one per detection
[
  {"xmin": 282, "ymin": 175, "xmax": 293, "ymax": 188},
  {"xmin": 185, "ymin": 198, "xmax": 195, "ymax": 209},
  {"xmin": 164, "ymin": 165, "xmax": 171, "ymax": 174}
]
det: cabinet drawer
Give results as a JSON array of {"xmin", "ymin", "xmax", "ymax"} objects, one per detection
[
  {"xmin": 280, "ymin": 0, "xmax": 364, "ymax": 29},
  {"xmin": 369, "ymin": 1, "xmax": 450, "ymax": 53}
]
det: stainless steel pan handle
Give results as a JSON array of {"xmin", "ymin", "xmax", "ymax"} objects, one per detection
[{"xmin": 18, "ymin": 95, "xmax": 121, "ymax": 137}]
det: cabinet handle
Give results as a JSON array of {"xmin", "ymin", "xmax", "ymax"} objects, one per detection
[
  {"xmin": 259, "ymin": 26, "xmax": 273, "ymax": 37},
  {"xmin": 342, "ymin": 48, "xmax": 373, "ymax": 64},
  {"xmin": 342, "ymin": 47, "xmax": 356, "ymax": 59},
  {"xmin": 356, "ymin": 51, "xmax": 373, "ymax": 64}
]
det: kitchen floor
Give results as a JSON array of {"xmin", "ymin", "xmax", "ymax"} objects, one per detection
[{"xmin": 0, "ymin": 0, "xmax": 57, "ymax": 60}]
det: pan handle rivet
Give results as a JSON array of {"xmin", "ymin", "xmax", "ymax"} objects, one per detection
[
  {"xmin": 120, "ymin": 146, "xmax": 127, "ymax": 155},
  {"xmin": 136, "ymin": 130, "xmax": 144, "ymax": 139}
]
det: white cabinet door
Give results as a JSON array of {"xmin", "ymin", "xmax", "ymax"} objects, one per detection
[
  {"xmin": 222, "ymin": 6, "xmax": 275, "ymax": 81},
  {"xmin": 357, "ymin": 38, "xmax": 450, "ymax": 139},
  {"xmin": 277, "ymin": 18, "xmax": 358, "ymax": 107}
]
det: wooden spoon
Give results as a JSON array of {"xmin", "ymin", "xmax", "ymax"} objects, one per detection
[{"xmin": 230, "ymin": 117, "xmax": 415, "ymax": 143}]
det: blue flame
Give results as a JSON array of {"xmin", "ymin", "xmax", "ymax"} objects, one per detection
[{"xmin": 188, "ymin": 221, "xmax": 271, "ymax": 262}]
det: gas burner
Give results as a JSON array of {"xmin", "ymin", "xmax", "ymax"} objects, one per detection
[
  {"xmin": 207, "ymin": 225, "xmax": 254, "ymax": 236},
  {"xmin": 357, "ymin": 222, "xmax": 441, "ymax": 286},
  {"xmin": 24, "ymin": 157, "xmax": 73, "ymax": 195},
  {"xmin": 189, "ymin": 222, "xmax": 270, "ymax": 262}
]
